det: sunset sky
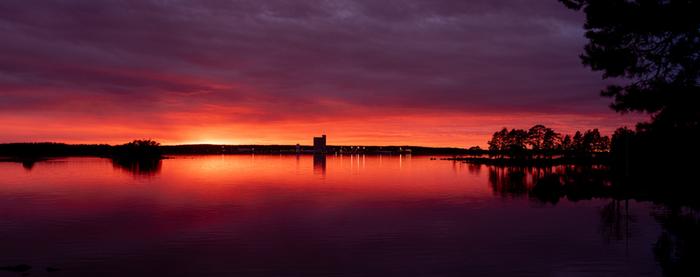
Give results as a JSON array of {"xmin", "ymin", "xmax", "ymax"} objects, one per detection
[{"xmin": 0, "ymin": 0, "xmax": 644, "ymax": 147}]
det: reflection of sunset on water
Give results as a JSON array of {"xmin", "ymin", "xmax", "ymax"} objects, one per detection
[{"xmin": 0, "ymin": 155, "xmax": 668, "ymax": 276}]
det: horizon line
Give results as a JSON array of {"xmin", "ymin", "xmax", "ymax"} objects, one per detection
[{"xmin": 0, "ymin": 141, "xmax": 475, "ymax": 149}]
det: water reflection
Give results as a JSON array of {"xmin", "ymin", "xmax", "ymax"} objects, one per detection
[
  {"xmin": 0, "ymin": 155, "xmax": 697, "ymax": 276},
  {"xmin": 487, "ymin": 166, "xmax": 637, "ymax": 238},
  {"xmin": 468, "ymin": 163, "xmax": 481, "ymax": 175},
  {"xmin": 21, "ymin": 160, "xmax": 35, "ymax": 170},
  {"xmin": 599, "ymin": 199, "xmax": 635, "ymax": 242},
  {"xmin": 653, "ymin": 207, "xmax": 700, "ymax": 277},
  {"xmin": 313, "ymin": 154, "xmax": 326, "ymax": 176},
  {"xmin": 111, "ymin": 158, "xmax": 162, "ymax": 176},
  {"xmin": 487, "ymin": 165, "xmax": 612, "ymax": 204},
  {"xmin": 484, "ymin": 164, "xmax": 700, "ymax": 277}
]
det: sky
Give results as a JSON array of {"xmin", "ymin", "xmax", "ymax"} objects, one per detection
[{"xmin": 0, "ymin": 0, "xmax": 645, "ymax": 147}]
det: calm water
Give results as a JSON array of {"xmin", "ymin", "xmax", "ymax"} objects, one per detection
[{"xmin": 0, "ymin": 155, "xmax": 680, "ymax": 276}]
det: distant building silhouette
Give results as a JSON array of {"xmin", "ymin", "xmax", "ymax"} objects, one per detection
[{"xmin": 313, "ymin": 135, "xmax": 326, "ymax": 153}]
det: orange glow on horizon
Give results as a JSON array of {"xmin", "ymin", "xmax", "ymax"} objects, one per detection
[{"xmin": 0, "ymin": 111, "xmax": 644, "ymax": 148}]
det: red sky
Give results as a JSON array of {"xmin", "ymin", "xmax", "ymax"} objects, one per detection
[{"xmin": 0, "ymin": 0, "xmax": 645, "ymax": 147}]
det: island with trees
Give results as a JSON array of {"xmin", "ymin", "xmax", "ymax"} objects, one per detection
[{"xmin": 450, "ymin": 124, "xmax": 613, "ymax": 166}]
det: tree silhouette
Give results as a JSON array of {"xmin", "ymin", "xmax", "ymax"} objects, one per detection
[
  {"xmin": 112, "ymin": 139, "xmax": 163, "ymax": 160},
  {"xmin": 488, "ymin": 128, "xmax": 509, "ymax": 152},
  {"xmin": 484, "ymin": 125, "xmax": 611, "ymax": 162},
  {"xmin": 543, "ymin": 128, "xmax": 562, "ymax": 150},
  {"xmin": 505, "ymin": 129, "xmax": 529, "ymax": 152},
  {"xmin": 526, "ymin": 125, "xmax": 562, "ymax": 155},
  {"xmin": 560, "ymin": 0, "xmax": 700, "ymax": 133},
  {"xmin": 488, "ymin": 128, "xmax": 529, "ymax": 156},
  {"xmin": 572, "ymin": 131, "xmax": 584, "ymax": 151},
  {"xmin": 582, "ymin": 129, "xmax": 608, "ymax": 152},
  {"xmin": 561, "ymin": 134, "xmax": 573, "ymax": 151},
  {"xmin": 527, "ymin": 125, "xmax": 548, "ymax": 151}
]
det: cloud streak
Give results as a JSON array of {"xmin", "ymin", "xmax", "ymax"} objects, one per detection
[{"xmin": 0, "ymin": 0, "xmax": 642, "ymax": 146}]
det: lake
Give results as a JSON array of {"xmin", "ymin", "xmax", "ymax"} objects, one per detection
[{"xmin": 0, "ymin": 155, "xmax": 687, "ymax": 276}]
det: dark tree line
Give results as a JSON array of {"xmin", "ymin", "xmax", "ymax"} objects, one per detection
[
  {"xmin": 112, "ymin": 139, "xmax": 162, "ymax": 160},
  {"xmin": 0, "ymin": 140, "xmax": 163, "ymax": 160},
  {"xmin": 560, "ymin": 0, "xmax": 699, "ymax": 133},
  {"xmin": 0, "ymin": 140, "xmax": 164, "ymax": 175},
  {"xmin": 487, "ymin": 124, "xmax": 610, "ymax": 154},
  {"xmin": 560, "ymin": 0, "xmax": 700, "ymax": 172}
]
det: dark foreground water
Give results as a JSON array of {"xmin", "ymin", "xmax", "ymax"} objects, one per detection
[{"xmin": 0, "ymin": 155, "xmax": 694, "ymax": 276}]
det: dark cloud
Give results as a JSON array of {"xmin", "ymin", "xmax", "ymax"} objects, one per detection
[{"xmin": 0, "ymin": 0, "xmax": 633, "ymax": 144}]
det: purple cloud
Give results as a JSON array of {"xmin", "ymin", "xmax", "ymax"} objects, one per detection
[{"xmin": 0, "ymin": 0, "xmax": 640, "ymax": 145}]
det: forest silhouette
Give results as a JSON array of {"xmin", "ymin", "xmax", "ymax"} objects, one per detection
[{"xmin": 559, "ymin": 0, "xmax": 700, "ymax": 175}]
